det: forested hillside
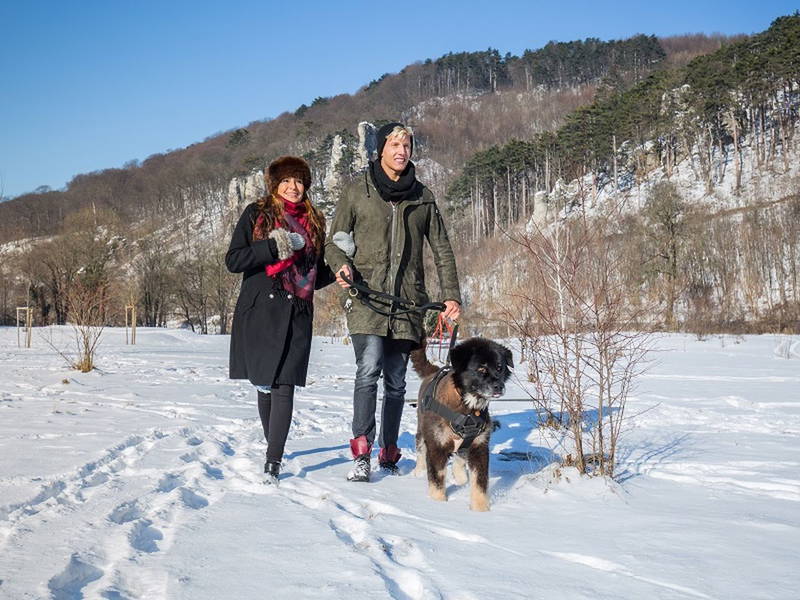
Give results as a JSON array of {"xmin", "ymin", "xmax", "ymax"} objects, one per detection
[
  {"xmin": 0, "ymin": 32, "xmax": 708, "ymax": 243},
  {"xmin": 1, "ymin": 16, "xmax": 793, "ymax": 335},
  {"xmin": 447, "ymin": 14, "xmax": 800, "ymax": 236},
  {"xmin": 448, "ymin": 14, "xmax": 800, "ymax": 334}
]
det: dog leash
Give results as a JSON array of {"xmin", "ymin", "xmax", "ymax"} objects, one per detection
[
  {"xmin": 337, "ymin": 270, "xmax": 489, "ymax": 437},
  {"xmin": 338, "ymin": 270, "xmax": 447, "ymax": 316},
  {"xmin": 431, "ymin": 313, "xmax": 458, "ymax": 365}
]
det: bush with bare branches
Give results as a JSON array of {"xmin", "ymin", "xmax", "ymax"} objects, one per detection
[
  {"xmin": 66, "ymin": 281, "xmax": 107, "ymax": 372},
  {"xmin": 39, "ymin": 280, "xmax": 110, "ymax": 373},
  {"xmin": 500, "ymin": 205, "xmax": 652, "ymax": 477}
]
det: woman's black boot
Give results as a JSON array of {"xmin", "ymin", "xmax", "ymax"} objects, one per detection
[{"xmin": 265, "ymin": 459, "xmax": 281, "ymax": 485}]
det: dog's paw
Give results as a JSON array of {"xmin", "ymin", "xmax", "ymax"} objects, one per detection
[
  {"xmin": 469, "ymin": 500, "xmax": 490, "ymax": 512},
  {"xmin": 470, "ymin": 488, "xmax": 490, "ymax": 511},
  {"xmin": 428, "ymin": 484, "xmax": 447, "ymax": 502}
]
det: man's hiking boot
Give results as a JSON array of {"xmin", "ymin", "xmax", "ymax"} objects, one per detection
[
  {"xmin": 347, "ymin": 454, "xmax": 371, "ymax": 482},
  {"xmin": 378, "ymin": 445, "xmax": 401, "ymax": 475},
  {"xmin": 265, "ymin": 460, "xmax": 281, "ymax": 486},
  {"xmin": 347, "ymin": 436, "xmax": 372, "ymax": 482}
]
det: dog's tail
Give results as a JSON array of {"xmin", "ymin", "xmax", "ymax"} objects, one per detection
[{"xmin": 410, "ymin": 338, "xmax": 440, "ymax": 378}]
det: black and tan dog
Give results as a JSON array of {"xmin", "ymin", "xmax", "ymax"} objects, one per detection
[{"xmin": 410, "ymin": 337, "xmax": 513, "ymax": 511}]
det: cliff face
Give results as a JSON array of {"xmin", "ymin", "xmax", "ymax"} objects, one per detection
[
  {"xmin": 517, "ymin": 135, "xmax": 799, "ymax": 232},
  {"xmin": 8, "ymin": 27, "xmax": 792, "ymax": 331}
]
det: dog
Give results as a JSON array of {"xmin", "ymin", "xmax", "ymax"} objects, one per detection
[{"xmin": 410, "ymin": 337, "xmax": 513, "ymax": 511}]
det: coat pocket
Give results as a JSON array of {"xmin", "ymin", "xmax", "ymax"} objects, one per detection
[{"xmin": 235, "ymin": 288, "xmax": 262, "ymax": 313}]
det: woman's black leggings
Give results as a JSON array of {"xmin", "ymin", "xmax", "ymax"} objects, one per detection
[{"xmin": 257, "ymin": 384, "xmax": 295, "ymax": 463}]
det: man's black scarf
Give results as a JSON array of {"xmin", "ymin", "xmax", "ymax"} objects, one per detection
[{"xmin": 369, "ymin": 159, "xmax": 423, "ymax": 203}]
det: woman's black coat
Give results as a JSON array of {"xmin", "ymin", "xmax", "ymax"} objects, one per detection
[{"xmin": 226, "ymin": 202, "xmax": 334, "ymax": 387}]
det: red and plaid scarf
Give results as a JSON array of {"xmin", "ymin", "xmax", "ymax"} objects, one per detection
[{"xmin": 255, "ymin": 198, "xmax": 318, "ymax": 303}]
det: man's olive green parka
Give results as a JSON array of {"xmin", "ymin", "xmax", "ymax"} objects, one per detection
[{"xmin": 324, "ymin": 171, "xmax": 461, "ymax": 344}]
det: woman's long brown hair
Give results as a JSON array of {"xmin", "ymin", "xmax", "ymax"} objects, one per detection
[{"xmin": 253, "ymin": 192, "xmax": 325, "ymax": 252}]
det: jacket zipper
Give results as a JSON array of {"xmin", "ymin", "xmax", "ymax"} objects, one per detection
[{"xmin": 389, "ymin": 202, "xmax": 398, "ymax": 297}]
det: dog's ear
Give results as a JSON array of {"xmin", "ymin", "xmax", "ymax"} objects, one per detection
[
  {"xmin": 450, "ymin": 342, "xmax": 470, "ymax": 372},
  {"xmin": 502, "ymin": 346, "xmax": 514, "ymax": 370}
]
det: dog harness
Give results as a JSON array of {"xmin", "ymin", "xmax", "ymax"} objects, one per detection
[{"xmin": 421, "ymin": 366, "xmax": 489, "ymax": 450}]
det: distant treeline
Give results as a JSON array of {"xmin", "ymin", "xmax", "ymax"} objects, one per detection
[
  {"xmin": 413, "ymin": 34, "xmax": 664, "ymax": 96},
  {"xmin": 0, "ymin": 26, "xmax": 758, "ymax": 331},
  {"xmin": 0, "ymin": 31, "xmax": 722, "ymax": 246},
  {"xmin": 445, "ymin": 15, "xmax": 800, "ymax": 240}
]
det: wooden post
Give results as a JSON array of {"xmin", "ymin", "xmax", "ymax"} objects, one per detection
[
  {"xmin": 16, "ymin": 307, "xmax": 32, "ymax": 348},
  {"xmin": 125, "ymin": 304, "xmax": 137, "ymax": 345}
]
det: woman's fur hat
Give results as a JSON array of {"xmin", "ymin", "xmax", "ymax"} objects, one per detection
[{"xmin": 266, "ymin": 156, "xmax": 312, "ymax": 196}]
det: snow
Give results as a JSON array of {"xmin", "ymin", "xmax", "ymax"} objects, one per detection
[{"xmin": 1, "ymin": 327, "xmax": 798, "ymax": 599}]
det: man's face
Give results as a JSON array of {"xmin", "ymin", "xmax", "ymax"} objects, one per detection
[{"xmin": 380, "ymin": 134, "xmax": 411, "ymax": 177}]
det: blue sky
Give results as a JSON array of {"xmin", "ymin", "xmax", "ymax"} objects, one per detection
[{"xmin": 0, "ymin": 0, "xmax": 796, "ymax": 198}]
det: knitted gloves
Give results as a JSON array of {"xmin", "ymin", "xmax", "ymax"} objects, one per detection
[
  {"xmin": 332, "ymin": 231, "xmax": 356, "ymax": 258},
  {"xmin": 269, "ymin": 228, "xmax": 305, "ymax": 260}
]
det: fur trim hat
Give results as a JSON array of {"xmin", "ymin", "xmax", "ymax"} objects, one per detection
[
  {"xmin": 376, "ymin": 122, "xmax": 413, "ymax": 159},
  {"xmin": 266, "ymin": 155, "xmax": 312, "ymax": 196}
]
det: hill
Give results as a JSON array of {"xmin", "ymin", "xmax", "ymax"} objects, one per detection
[{"xmin": 2, "ymin": 20, "xmax": 793, "ymax": 334}]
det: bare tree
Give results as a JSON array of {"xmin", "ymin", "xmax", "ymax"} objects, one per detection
[
  {"xmin": 135, "ymin": 238, "xmax": 175, "ymax": 327},
  {"xmin": 499, "ymin": 203, "xmax": 652, "ymax": 477},
  {"xmin": 208, "ymin": 239, "xmax": 239, "ymax": 335},
  {"xmin": 641, "ymin": 181, "xmax": 690, "ymax": 328},
  {"xmin": 64, "ymin": 281, "xmax": 108, "ymax": 372}
]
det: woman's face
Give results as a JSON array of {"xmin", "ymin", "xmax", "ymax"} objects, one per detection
[{"xmin": 277, "ymin": 176, "xmax": 305, "ymax": 203}]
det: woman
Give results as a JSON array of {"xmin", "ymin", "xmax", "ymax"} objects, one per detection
[{"xmin": 226, "ymin": 156, "xmax": 334, "ymax": 484}]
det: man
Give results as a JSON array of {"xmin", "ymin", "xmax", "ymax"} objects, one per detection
[{"xmin": 326, "ymin": 122, "xmax": 462, "ymax": 482}]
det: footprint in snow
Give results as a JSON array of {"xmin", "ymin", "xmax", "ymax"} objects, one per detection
[
  {"xmin": 328, "ymin": 515, "xmax": 435, "ymax": 600},
  {"xmin": 179, "ymin": 487, "xmax": 209, "ymax": 509},
  {"xmin": 129, "ymin": 519, "xmax": 163, "ymax": 553},
  {"xmin": 202, "ymin": 463, "xmax": 224, "ymax": 480},
  {"xmin": 108, "ymin": 500, "xmax": 143, "ymax": 524},
  {"xmin": 157, "ymin": 473, "xmax": 184, "ymax": 493},
  {"xmin": 48, "ymin": 553, "xmax": 104, "ymax": 600}
]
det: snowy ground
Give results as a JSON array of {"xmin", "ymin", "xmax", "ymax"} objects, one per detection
[{"xmin": 1, "ymin": 327, "xmax": 798, "ymax": 600}]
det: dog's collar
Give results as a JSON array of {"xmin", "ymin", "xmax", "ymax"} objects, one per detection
[{"xmin": 421, "ymin": 366, "xmax": 489, "ymax": 449}]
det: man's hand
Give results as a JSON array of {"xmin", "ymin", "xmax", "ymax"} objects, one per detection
[
  {"xmin": 335, "ymin": 265, "xmax": 353, "ymax": 289},
  {"xmin": 442, "ymin": 300, "xmax": 461, "ymax": 322}
]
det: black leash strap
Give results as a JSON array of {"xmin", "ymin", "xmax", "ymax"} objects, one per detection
[
  {"xmin": 338, "ymin": 270, "xmax": 446, "ymax": 316},
  {"xmin": 444, "ymin": 323, "xmax": 459, "ymax": 367}
]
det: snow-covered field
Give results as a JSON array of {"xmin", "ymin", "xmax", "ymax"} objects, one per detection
[{"xmin": 1, "ymin": 327, "xmax": 798, "ymax": 599}]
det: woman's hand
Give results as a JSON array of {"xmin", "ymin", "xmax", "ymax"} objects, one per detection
[
  {"xmin": 269, "ymin": 228, "xmax": 304, "ymax": 260},
  {"xmin": 287, "ymin": 232, "xmax": 305, "ymax": 251}
]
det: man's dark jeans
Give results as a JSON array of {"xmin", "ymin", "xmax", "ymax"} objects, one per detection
[{"xmin": 350, "ymin": 334, "xmax": 413, "ymax": 448}]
